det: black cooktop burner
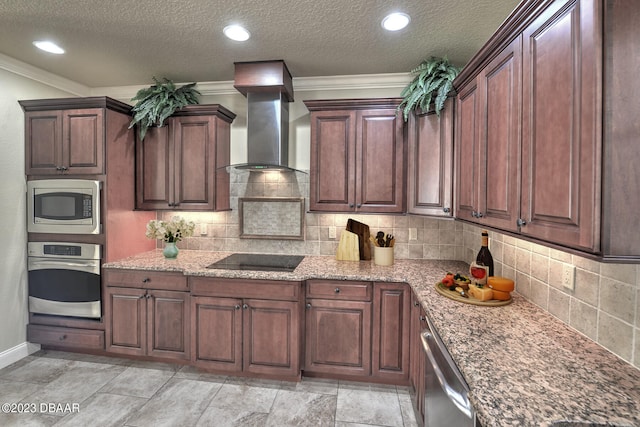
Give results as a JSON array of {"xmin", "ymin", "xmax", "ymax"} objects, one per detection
[{"xmin": 206, "ymin": 253, "xmax": 305, "ymax": 272}]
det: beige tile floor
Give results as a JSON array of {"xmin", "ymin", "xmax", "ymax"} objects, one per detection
[{"xmin": 0, "ymin": 350, "xmax": 419, "ymax": 427}]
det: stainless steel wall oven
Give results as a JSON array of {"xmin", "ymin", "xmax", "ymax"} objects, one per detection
[{"xmin": 27, "ymin": 242, "xmax": 101, "ymax": 319}]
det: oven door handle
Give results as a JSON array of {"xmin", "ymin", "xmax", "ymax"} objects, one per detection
[
  {"xmin": 421, "ymin": 331, "xmax": 473, "ymax": 419},
  {"xmin": 27, "ymin": 258, "xmax": 100, "ymax": 275}
]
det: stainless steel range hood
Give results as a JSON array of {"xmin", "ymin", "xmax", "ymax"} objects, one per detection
[{"xmin": 230, "ymin": 60, "xmax": 302, "ymax": 172}]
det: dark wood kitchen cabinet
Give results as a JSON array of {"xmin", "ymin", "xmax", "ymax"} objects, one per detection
[
  {"xmin": 453, "ymin": 0, "xmax": 640, "ymax": 259},
  {"xmin": 407, "ymin": 98, "xmax": 454, "ymax": 217},
  {"xmin": 103, "ymin": 270, "xmax": 190, "ymax": 361},
  {"xmin": 519, "ymin": 0, "xmax": 599, "ymax": 251},
  {"xmin": 190, "ymin": 277, "xmax": 303, "ymax": 379},
  {"xmin": 455, "ymin": 35, "xmax": 521, "ymax": 233},
  {"xmin": 304, "ymin": 280, "xmax": 372, "ymax": 378},
  {"xmin": 305, "ymin": 280, "xmax": 410, "ymax": 385},
  {"xmin": 304, "ymin": 98, "xmax": 406, "ymax": 213},
  {"xmin": 136, "ymin": 104, "xmax": 235, "ymax": 211},
  {"xmin": 20, "ymin": 97, "xmax": 136, "ymax": 176},
  {"xmin": 372, "ymin": 282, "xmax": 410, "ymax": 383},
  {"xmin": 408, "ymin": 291, "xmax": 428, "ymax": 424}
]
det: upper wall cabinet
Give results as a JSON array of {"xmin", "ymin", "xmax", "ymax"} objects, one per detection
[
  {"xmin": 304, "ymin": 98, "xmax": 406, "ymax": 214},
  {"xmin": 454, "ymin": 0, "xmax": 640, "ymax": 260},
  {"xmin": 20, "ymin": 97, "xmax": 132, "ymax": 176},
  {"xmin": 407, "ymin": 98, "xmax": 454, "ymax": 217},
  {"xmin": 136, "ymin": 105, "xmax": 236, "ymax": 211},
  {"xmin": 455, "ymin": 36, "xmax": 522, "ymax": 233}
]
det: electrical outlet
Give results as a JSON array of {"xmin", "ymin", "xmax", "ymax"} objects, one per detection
[
  {"xmin": 328, "ymin": 226, "xmax": 337, "ymax": 239},
  {"xmin": 409, "ymin": 228, "xmax": 417, "ymax": 241},
  {"xmin": 198, "ymin": 223, "xmax": 208, "ymax": 236},
  {"xmin": 562, "ymin": 264, "xmax": 575, "ymax": 291}
]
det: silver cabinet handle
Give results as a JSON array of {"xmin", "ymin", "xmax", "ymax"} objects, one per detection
[
  {"xmin": 517, "ymin": 218, "xmax": 527, "ymax": 227},
  {"xmin": 234, "ymin": 304, "xmax": 241, "ymax": 310},
  {"xmin": 242, "ymin": 303, "xmax": 248, "ymax": 310},
  {"xmin": 443, "ymin": 207, "xmax": 451, "ymax": 213},
  {"xmin": 334, "ymin": 287, "xmax": 340, "ymax": 293},
  {"xmin": 306, "ymin": 303, "xmax": 312, "ymax": 309}
]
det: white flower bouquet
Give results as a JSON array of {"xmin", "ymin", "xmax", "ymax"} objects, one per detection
[{"xmin": 145, "ymin": 217, "xmax": 195, "ymax": 243}]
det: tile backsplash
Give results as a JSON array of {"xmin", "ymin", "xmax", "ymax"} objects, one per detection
[{"xmin": 156, "ymin": 169, "xmax": 639, "ymax": 370}]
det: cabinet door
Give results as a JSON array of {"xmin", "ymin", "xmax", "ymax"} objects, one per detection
[
  {"xmin": 304, "ymin": 299, "xmax": 371, "ymax": 377},
  {"xmin": 136, "ymin": 125, "xmax": 173, "ymax": 209},
  {"xmin": 407, "ymin": 99, "xmax": 454, "ymax": 216},
  {"xmin": 521, "ymin": 0, "xmax": 600, "ymax": 251},
  {"xmin": 476, "ymin": 36, "xmax": 522, "ymax": 231},
  {"xmin": 357, "ymin": 109, "xmax": 405, "ymax": 213},
  {"xmin": 309, "ymin": 110, "xmax": 356, "ymax": 211},
  {"xmin": 455, "ymin": 81, "xmax": 480, "ymax": 221},
  {"xmin": 407, "ymin": 293, "xmax": 428, "ymax": 420},
  {"xmin": 191, "ymin": 296, "xmax": 243, "ymax": 372},
  {"xmin": 105, "ymin": 287, "xmax": 146, "ymax": 356},
  {"xmin": 372, "ymin": 283, "xmax": 410, "ymax": 382},
  {"xmin": 243, "ymin": 299, "xmax": 301, "ymax": 377},
  {"xmin": 62, "ymin": 108, "xmax": 104, "ymax": 175},
  {"xmin": 24, "ymin": 111, "xmax": 63, "ymax": 175},
  {"xmin": 148, "ymin": 290, "xmax": 190, "ymax": 360},
  {"xmin": 173, "ymin": 115, "xmax": 217, "ymax": 210}
]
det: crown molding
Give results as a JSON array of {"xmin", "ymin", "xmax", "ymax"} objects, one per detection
[
  {"xmin": 0, "ymin": 52, "xmax": 90, "ymax": 96},
  {"xmin": 1, "ymin": 52, "xmax": 411, "ymax": 100},
  {"xmin": 93, "ymin": 73, "xmax": 413, "ymax": 100}
]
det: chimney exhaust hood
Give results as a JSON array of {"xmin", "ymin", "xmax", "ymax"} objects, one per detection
[{"xmin": 230, "ymin": 60, "xmax": 302, "ymax": 172}]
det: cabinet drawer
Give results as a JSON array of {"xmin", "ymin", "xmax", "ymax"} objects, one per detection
[
  {"xmin": 190, "ymin": 277, "xmax": 301, "ymax": 301},
  {"xmin": 306, "ymin": 280, "xmax": 372, "ymax": 301},
  {"xmin": 104, "ymin": 269, "xmax": 188, "ymax": 291},
  {"xmin": 27, "ymin": 324, "xmax": 104, "ymax": 350}
]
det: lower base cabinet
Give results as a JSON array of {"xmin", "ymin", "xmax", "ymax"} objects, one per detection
[
  {"xmin": 304, "ymin": 298, "xmax": 373, "ymax": 377},
  {"xmin": 372, "ymin": 282, "xmax": 411, "ymax": 382},
  {"xmin": 189, "ymin": 278, "xmax": 303, "ymax": 379},
  {"xmin": 304, "ymin": 280, "xmax": 410, "ymax": 384},
  {"xmin": 409, "ymin": 291, "xmax": 428, "ymax": 423},
  {"xmin": 27, "ymin": 324, "xmax": 105, "ymax": 350},
  {"xmin": 103, "ymin": 270, "xmax": 190, "ymax": 361}
]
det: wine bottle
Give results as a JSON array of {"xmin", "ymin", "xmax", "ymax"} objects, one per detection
[{"xmin": 476, "ymin": 229, "xmax": 494, "ymax": 276}]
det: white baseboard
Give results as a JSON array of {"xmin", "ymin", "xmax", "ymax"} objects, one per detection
[{"xmin": 0, "ymin": 342, "xmax": 41, "ymax": 370}]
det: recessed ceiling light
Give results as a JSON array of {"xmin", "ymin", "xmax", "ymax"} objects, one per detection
[
  {"xmin": 33, "ymin": 40, "xmax": 65, "ymax": 54},
  {"xmin": 381, "ymin": 12, "xmax": 410, "ymax": 31},
  {"xmin": 223, "ymin": 25, "xmax": 250, "ymax": 42}
]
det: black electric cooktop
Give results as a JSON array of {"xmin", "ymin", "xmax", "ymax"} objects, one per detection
[{"xmin": 206, "ymin": 253, "xmax": 305, "ymax": 272}]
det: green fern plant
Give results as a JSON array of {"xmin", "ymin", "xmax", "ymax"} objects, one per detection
[
  {"xmin": 398, "ymin": 56, "xmax": 460, "ymax": 121},
  {"xmin": 128, "ymin": 77, "xmax": 201, "ymax": 141}
]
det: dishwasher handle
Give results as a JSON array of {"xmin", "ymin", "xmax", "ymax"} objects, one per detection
[{"xmin": 421, "ymin": 331, "xmax": 473, "ymax": 419}]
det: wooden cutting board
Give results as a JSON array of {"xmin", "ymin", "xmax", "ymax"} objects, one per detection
[
  {"xmin": 336, "ymin": 230, "xmax": 360, "ymax": 261},
  {"xmin": 346, "ymin": 219, "xmax": 371, "ymax": 260}
]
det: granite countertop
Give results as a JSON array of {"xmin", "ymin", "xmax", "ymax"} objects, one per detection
[{"xmin": 104, "ymin": 250, "xmax": 640, "ymax": 427}]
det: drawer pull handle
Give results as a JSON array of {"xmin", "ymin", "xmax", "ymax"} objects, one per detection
[
  {"xmin": 142, "ymin": 278, "xmax": 150, "ymax": 283},
  {"xmin": 334, "ymin": 288, "xmax": 340, "ymax": 293},
  {"xmin": 59, "ymin": 334, "xmax": 67, "ymax": 341}
]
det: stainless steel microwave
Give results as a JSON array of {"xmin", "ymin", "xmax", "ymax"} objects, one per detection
[{"xmin": 27, "ymin": 179, "xmax": 101, "ymax": 234}]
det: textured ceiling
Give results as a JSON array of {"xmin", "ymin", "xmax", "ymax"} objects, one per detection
[{"xmin": 0, "ymin": 0, "xmax": 520, "ymax": 88}]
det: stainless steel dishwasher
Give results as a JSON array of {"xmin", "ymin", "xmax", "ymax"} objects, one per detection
[{"xmin": 421, "ymin": 314, "xmax": 476, "ymax": 427}]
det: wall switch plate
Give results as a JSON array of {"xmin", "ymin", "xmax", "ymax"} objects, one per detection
[
  {"xmin": 328, "ymin": 226, "xmax": 337, "ymax": 239},
  {"xmin": 199, "ymin": 224, "xmax": 208, "ymax": 236},
  {"xmin": 562, "ymin": 264, "xmax": 575, "ymax": 290},
  {"xmin": 409, "ymin": 228, "xmax": 417, "ymax": 240}
]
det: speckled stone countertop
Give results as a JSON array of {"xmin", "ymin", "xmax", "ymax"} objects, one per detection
[{"xmin": 104, "ymin": 250, "xmax": 640, "ymax": 427}]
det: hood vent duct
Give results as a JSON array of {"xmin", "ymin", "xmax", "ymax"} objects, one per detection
[{"xmin": 230, "ymin": 60, "xmax": 302, "ymax": 172}]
